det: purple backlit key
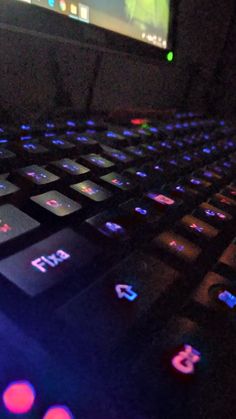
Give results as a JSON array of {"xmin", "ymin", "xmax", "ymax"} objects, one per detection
[{"xmin": 0, "ymin": 228, "xmax": 99, "ymax": 296}]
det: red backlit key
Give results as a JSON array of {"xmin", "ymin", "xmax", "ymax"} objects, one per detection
[
  {"xmin": 31, "ymin": 190, "xmax": 81, "ymax": 217},
  {"xmin": 0, "ymin": 204, "xmax": 39, "ymax": 245},
  {"xmin": 71, "ymin": 180, "xmax": 112, "ymax": 202},
  {"xmin": 153, "ymin": 231, "xmax": 201, "ymax": 263},
  {"xmin": 147, "ymin": 191, "xmax": 183, "ymax": 215},
  {"xmin": 178, "ymin": 214, "xmax": 219, "ymax": 241},
  {"xmin": 101, "ymin": 172, "xmax": 136, "ymax": 191}
]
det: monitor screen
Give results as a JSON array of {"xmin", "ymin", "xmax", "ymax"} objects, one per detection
[{"xmin": 16, "ymin": 0, "xmax": 171, "ymax": 49}]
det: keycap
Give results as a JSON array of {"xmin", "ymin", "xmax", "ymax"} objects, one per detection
[
  {"xmin": 0, "ymin": 228, "xmax": 99, "ymax": 296},
  {"xmin": 210, "ymin": 193, "xmax": 236, "ymax": 214},
  {"xmin": 198, "ymin": 169, "xmax": 223, "ymax": 184},
  {"xmin": 153, "ymin": 231, "xmax": 201, "ymax": 262},
  {"xmin": 100, "ymin": 172, "xmax": 135, "ymax": 191},
  {"xmin": 73, "ymin": 134, "xmax": 98, "ymax": 151},
  {"xmin": 48, "ymin": 138, "xmax": 75, "ymax": 150},
  {"xmin": 178, "ymin": 214, "xmax": 219, "ymax": 241},
  {"xmin": 125, "ymin": 167, "xmax": 151, "ymax": 185},
  {"xmin": 104, "ymin": 317, "xmax": 211, "ymax": 419},
  {"xmin": 125, "ymin": 145, "xmax": 147, "ymax": 158},
  {"xmin": 0, "ymin": 180, "xmax": 19, "ymax": 197},
  {"xmin": 86, "ymin": 211, "xmax": 130, "ymax": 241},
  {"xmin": 119, "ymin": 198, "xmax": 162, "ymax": 229},
  {"xmin": 219, "ymin": 239, "xmax": 236, "ymax": 273},
  {"xmin": 20, "ymin": 142, "xmax": 48, "ymax": 155},
  {"xmin": 82, "ymin": 153, "xmax": 114, "ymax": 171},
  {"xmin": 194, "ymin": 202, "xmax": 232, "ymax": 227},
  {"xmin": 55, "ymin": 253, "xmax": 181, "ymax": 353},
  {"xmin": 223, "ymin": 186, "xmax": 236, "ymax": 199},
  {"xmin": 121, "ymin": 128, "xmax": 140, "ymax": 140},
  {"xmin": 170, "ymin": 183, "xmax": 202, "ymax": 204},
  {"xmin": 147, "ymin": 192, "xmax": 182, "ymax": 214},
  {"xmin": 18, "ymin": 165, "xmax": 59, "ymax": 185},
  {"xmin": 186, "ymin": 177, "xmax": 212, "ymax": 194},
  {"xmin": 31, "ymin": 191, "xmax": 81, "ymax": 216},
  {"xmin": 101, "ymin": 130, "xmax": 127, "ymax": 147},
  {"xmin": 192, "ymin": 271, "xmax": 232, "ymax": 310},
  {"xmin": 101, "ymin": 145, "xmax": 133, "ymax": 165},
  {"xmin": 0, "ymin": 204, "xmax": 40, "ymax": 245},
  {"xmin": 71, "ymin": 180, "xmax": 112, "ymax": 202},
  {"xmin": 0, "ymin": 149, "xmax": 16, "ymax": 160},
  {"xmin": 52, "ymin": 159, "xmax": 90, "ymax": 177}
]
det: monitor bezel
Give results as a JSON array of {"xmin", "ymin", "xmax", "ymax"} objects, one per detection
[{"xmin": 0, "ymin": 0, "xmax": 177, "ymax": 63}]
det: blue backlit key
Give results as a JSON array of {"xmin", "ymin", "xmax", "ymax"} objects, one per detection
[
  {"xmin": 101, "ymin": 145, "xmax": 133, "ymax": 165},
  {"xmin": 48, "ymin": 138, "xmax": 75, "ymax": 150},
  {"xmin": 52, "ymin": 158, "xmax": 90, "ymax": 177},
  {"xmin": 194, "ymin": 202, "xmax": 232, "ymax": 227},
  {"xmin": 0, "ymin": 180, "xmax": 19, "ymax": 197},
  {"xmin": 86, "ymin": 210, "xmax": 129, "ymax": 241},
  {"xmin": 20, "ymin": 142, "xmax": 48, "ymax": 155},
  {"xmin": 82, "ymin": 153, "xmax": 114, "ymax": 172}
]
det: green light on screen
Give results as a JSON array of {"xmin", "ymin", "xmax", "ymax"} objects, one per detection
[{"xmin": 166, "ymin": 51, "xmax": 174, "ymax": 62}]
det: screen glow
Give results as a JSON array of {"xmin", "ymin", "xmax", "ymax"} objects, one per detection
[{"xmin": 16, "ymin": 0, "xmax": 171, "ymax": 49}]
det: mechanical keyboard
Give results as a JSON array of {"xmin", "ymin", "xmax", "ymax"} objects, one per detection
[{"xmin": 0, "ymin": 112, "xmax": 236, "ymax": 418}]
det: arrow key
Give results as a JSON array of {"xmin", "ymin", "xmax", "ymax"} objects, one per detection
[{"xmin": 55, "ymin": 252, "xmax": 181, "ymax": 355}]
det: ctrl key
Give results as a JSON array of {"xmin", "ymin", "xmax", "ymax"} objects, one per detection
[{"xmin": 0, "ymin": 228, "xmax": 99, "ymax": 297}]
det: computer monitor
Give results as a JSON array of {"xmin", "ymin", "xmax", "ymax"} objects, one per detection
[
  {"xmin": 2, "ymin": 0, "xmax": 175, "ymax": 60},
  {"xmin": 17, "ymin": 0, "xmax": 171, "ymax": 49}
]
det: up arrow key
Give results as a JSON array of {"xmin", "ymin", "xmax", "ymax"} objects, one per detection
[{"xmin": 115, "ymin": 284, "xmax": 138, "ymax": 301}]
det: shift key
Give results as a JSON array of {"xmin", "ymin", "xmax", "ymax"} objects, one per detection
[{"xmin": 0, "ymin": 228, "xmax": 100, "ymax": 297}]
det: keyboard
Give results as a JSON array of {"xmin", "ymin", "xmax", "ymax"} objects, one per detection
[{"xmin": 0, "ymin": 112, "xmax": 236, "ymax": 418}]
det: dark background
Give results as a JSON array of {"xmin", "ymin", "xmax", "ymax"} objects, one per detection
[{"xmin": 0, "ymin": 0, "xmax": 236, "ymax": 123}]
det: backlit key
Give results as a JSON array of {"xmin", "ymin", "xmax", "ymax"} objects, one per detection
[
  {"xmin": 82, "ymin": 153, "xmax": 114, "ymax": 169},
  {"xmin": 0, "ymin": 228, "xmax": 99, "ymax": 296},
  {"xmin": 52, "ymin": 159, "xmax": 90, "ymax": 176},
  {"xmin": 179, "ymin": 215, "xmax": 219, "ymax": 240},
  {"xmin": 0, "ymin": 180, "xmax": 19, "ymax": 197},
  {"xmin": 0, "ymin": 204, "xmax": 39, "ymax": 245},
  {"xmin": 100, "ymin": 172, "xmax": 135, "ymax": 191},
  {"xmin": 31, "ymin": 191, "xmax": 81, "ymax": 216},
  {"xmin": 18, "ymin": 165, "xmax": 59, "ymax": 185},
  {"xmin": 153, "ymin": 231, "xmax": 201, "ymax": 262},
  {"xmin": 195, "ymin": 202, "xmax": 232, "ymax": 227},
  {"xmin": 71, "ymin": 180, "xmax": 112, "ymax": 202}
]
